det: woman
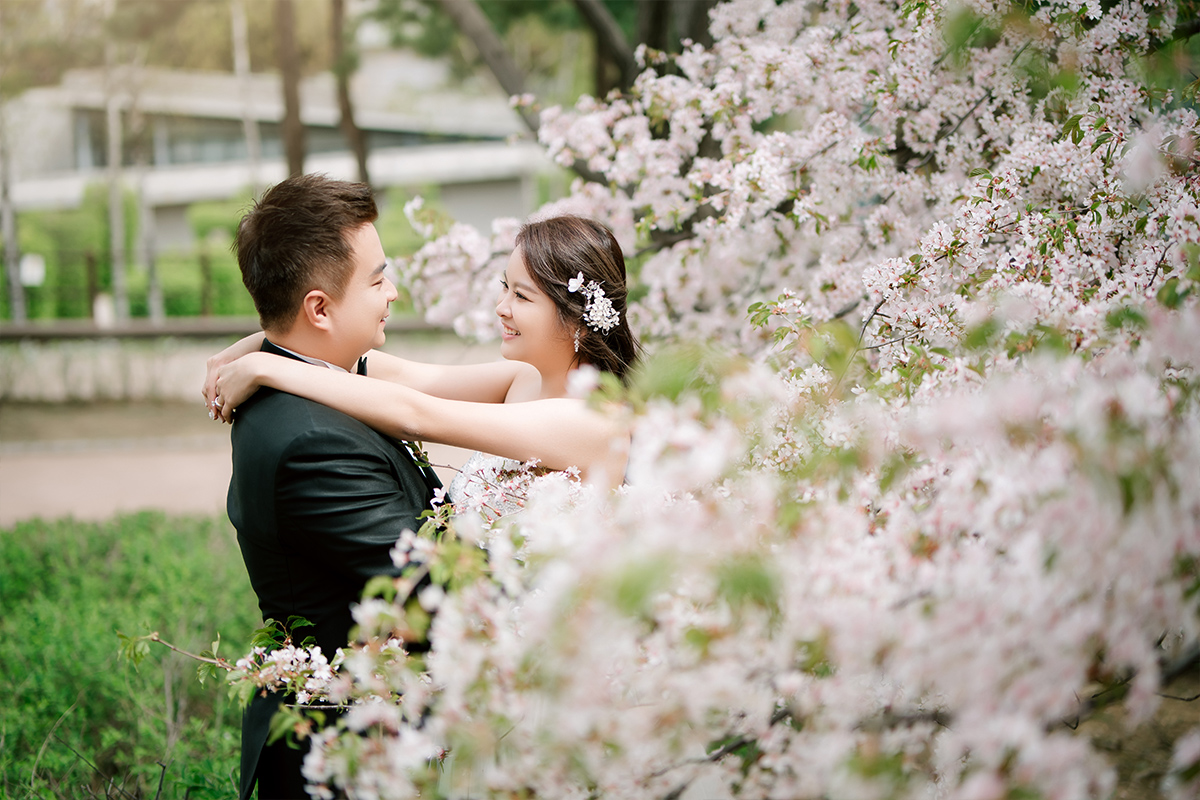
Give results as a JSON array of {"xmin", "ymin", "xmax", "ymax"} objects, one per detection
[{"xmin": 205, "ymin": 215, "xmax": 642, "ymax": 494}]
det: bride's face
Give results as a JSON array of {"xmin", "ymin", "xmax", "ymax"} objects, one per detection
[{"xmin": 496, "ymin": 246, "xmax": 574, "ymax": 371}]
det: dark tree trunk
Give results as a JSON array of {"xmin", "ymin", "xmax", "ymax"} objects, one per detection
[
  {"xmin": 435, "ymin": 0, "xmax": 607, "ymax": 185},
  {"xmin": 677, "ymin": 0, "xmax": 716, "ymax": 48},
  {"xmin": 637, "ymin": 0, "xmax": 672, "ymax": 54},
  {"xmin": 436, "ymin": 0, "xmax": 540, "ymax": 134},
  {"xmin": 332, "ymin": 0, "xmax": 370, "ymax": 185},
  {"xmin": 572, "ymin": 0, "xmax": 637, "ymax": 93},
  {"xmin": 275, "ymin": 0, "xmax": 306, "ymax": 176}
]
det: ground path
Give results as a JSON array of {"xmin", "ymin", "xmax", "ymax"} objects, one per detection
[
  {"xmin": 0, "ymin": 334, "xmax": 487, "ymax": 527},
  {"xmin": 0, "ymin": 403, "xmax": 470, "ymax": 526}
]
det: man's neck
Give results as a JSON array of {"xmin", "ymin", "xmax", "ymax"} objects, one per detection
[{"xmin": 266, "ymin": 331, "xmax": 357, "ymax": 373}]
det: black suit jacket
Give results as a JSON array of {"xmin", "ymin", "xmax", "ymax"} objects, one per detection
[{"xmin": 228, "ymin": 341, "xmax": 440, "ymax": 799}]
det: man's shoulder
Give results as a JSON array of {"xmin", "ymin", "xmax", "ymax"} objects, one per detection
[{"xmin": 234, "ymin": 388, "xmax": 389, "ymax": 448}]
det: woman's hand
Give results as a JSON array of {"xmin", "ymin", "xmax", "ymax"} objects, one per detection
[
  {"xmin": 211, "ymin": 351, "xmax": 273, "ymax": 423},
  {"xmin": 202, "ymin": 332, "xmax": 265, "ymax": 418}
]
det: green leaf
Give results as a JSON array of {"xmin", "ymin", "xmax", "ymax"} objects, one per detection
[
  {"xmin": 1105, "ymin": 306, "xmax": 1148, "ymax": 331},
  {"xmin": 716, "ymin": 556, "xmax": 780, "ymax": 615},
  {"xmin": 748, "ymin": 301, "xmax": 771, "ymax": 329},
  {"xmin": 196, "ymin": 661, "xmax": 221, "ymax": 686},
  {"xmin": 266, "ymin": 705, "xmax": 305, "ymax": 747},
  {"xmin": 116, "ymin": 632, "xmax": 152, "ymax": 669},
  {"xmin": 362, "ymin": 574, "xmax": 398, "ymax": 602},
  {"xmin": 964, "ymin": 317, "xmax": 1000, "ymax": 350},
  {"xmin": 402, "ymin": 597, "xmax": 432, "ymax": 641},
  {"xmin": 1156, "ymin": 277, "xmax": 1190, "ymax": 310},
  {"xmin": 1060, "ymin": 114, "xmax": 1084, "ymax": 144},
  {"xmin": 684, "ymin": 626, "xmax": 712, "ymax": 654},
  {"xmin": 231, "ymin": 677, "xmax": 258, "ymax": 708},
  {"xmin": 879, "ymin": 451, "xmax": 917, "ymax": 493},
  {"xmin": 609, "ymin": 558, "xmax": 672, "ymax": 619}
]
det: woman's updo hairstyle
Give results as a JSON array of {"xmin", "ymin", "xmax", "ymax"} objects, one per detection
[{"xmin": 515, "ymin": 215, "xmax": 642, "ymax": 383}]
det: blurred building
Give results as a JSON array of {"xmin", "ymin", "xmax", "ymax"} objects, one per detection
[{"xmin": 6, "ymin": 47, "xmax": 548, "ymax": 251}]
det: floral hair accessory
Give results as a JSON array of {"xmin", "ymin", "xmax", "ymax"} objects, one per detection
[{"xmin": 567, "ymin": 271, "xmax": 620, "ymax": 335}]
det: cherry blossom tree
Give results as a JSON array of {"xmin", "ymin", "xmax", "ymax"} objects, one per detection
[{"xmin": 221, "ymin": 0, "xmax": 1200, "ymax": 796}]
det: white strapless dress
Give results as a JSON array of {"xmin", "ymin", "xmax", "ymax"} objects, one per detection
[{"xmin": 447, "ymin": 452, "xmax": 540, "ymax": 521}]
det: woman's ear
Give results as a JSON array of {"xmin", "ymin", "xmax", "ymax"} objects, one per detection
[{"xmin": 301, "ymin": 289, "xmax": 334, "ymax": 331}]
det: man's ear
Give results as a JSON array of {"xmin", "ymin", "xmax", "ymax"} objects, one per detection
[{"xmin": 301, "ymin": 289, "xmax": 335, "ymax": 331}]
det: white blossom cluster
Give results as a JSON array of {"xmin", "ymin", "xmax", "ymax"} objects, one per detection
[
  {"xmin": 232, "ymin": 644, "xmax": 340, "ymax": 706},
  {"xmin": 246, "ymin": 0, "xmax": 1200, "ymax": 796}
]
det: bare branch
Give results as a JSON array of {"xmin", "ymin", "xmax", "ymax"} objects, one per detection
[
  {"xmin": 572, "ymin": 0, "xmax": 638, "ymax": 89},
  {"xmin": 436, "ymin": 0, "xmax": 538, "ymax": 132},
  {"xmin": 435, "ymin": 0, "xmax": 608, "ymax": 186},
  {"xmin": 145, "ymin": 632, "xmax": 233, "ymax": 670}
]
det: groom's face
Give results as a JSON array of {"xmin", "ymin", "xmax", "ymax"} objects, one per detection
[{"xmin": 325, "ymin": 222, "xmax": 397, "ymax": 364}]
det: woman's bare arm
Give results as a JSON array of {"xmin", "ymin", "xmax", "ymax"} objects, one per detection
[
  {"xmin": 215, "ymin": 352, "xmax": 628, "ymax": 487},
  {"xmin": 362, "ymin": 349, "xmax": 537, "ymax": 403},
  {"xmin": 203, "ymin": 331, "xmax": 533, "ymax": 407},
  {"xmin": 203, "ymin": 332, "xmax": 265, "ymax": 407}
]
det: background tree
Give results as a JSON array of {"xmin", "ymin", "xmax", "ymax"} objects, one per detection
[
  {"xmin": 0, "ymin": 0, "xmax": 107, "ymax": 323},
  {"xmin": 332, "ymin": 0, "xmax": 371, "ymax": 185},
  {"xmin": 0, "ymin": 0, "xmax": 339, "ymax": 323},
  {"xmin": 574, "ymin": 0, "xmax": 637, "ymax": 96},
  {"xmin": 231, "ymin": 0, "xmax": 264, "ymax": 195},
  {"xmin": 101, "ymin": 0, "xmax": 191, "ymax": 322},
  {"xmin": 276, "ymin": 0, "xmax": 307, "ymax": 177},
  {"xmin": 416, "ymin": 0, "xmax": 719, "ymax": 186}
]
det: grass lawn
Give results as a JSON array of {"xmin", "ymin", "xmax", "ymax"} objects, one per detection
[{"xmin": 1, "ymin": 512, "xmax": 259, "ymax": 799}]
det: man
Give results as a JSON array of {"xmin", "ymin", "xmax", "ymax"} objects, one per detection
[{"xmin": 225, "ymin": 173, "xmax": 440, "ymax": 799}]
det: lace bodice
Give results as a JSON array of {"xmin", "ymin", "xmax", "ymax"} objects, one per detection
[{"xmin": 447, "ymin": 452, "xmax": 535, "ymax": 521}]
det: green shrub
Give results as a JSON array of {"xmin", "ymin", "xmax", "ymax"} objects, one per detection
[
  {"xmin": 126, "ymin": 248, "xmax": 256, "ymax": 318},
  {"xmin": 0, "ymin": 512, "xmax": 259, "ymax": 799},
  {"xmin": 0, "ymin": 185, "xmax": 116, "ymax": 321}
]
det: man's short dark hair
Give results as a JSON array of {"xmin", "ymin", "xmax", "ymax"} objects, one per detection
[{"xmin": 235, "ymin": 173, "xmax": 379, "ymax": 332}]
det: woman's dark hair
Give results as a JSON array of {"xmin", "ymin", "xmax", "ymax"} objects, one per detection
[{"xmin": 515, "ymin": 215, "xmax": 643, "ymax": 383}]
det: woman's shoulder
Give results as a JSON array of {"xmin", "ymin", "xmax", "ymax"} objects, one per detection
[{"xmin": 503, "ymin": 362, "xmax": 543, "ymax": 403}]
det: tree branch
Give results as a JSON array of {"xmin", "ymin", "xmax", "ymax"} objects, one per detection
[
  {"xmin": 1148, "ymin": 17, "xmax": 1200, "ymax": 53},
  {"xmin": 145, "ymin": 632, "xmax": 233, "ymax": 670},
  {"xmin": 435, "ymin": 0, "xmax": 608, "ymax": 186},
  {"xmin": 436, "ymin": 0, "xmax": 538, "ymax": 132},
  {"xmin": 572, "ymin": 0, "xmax": 638, "ymax": 90}
]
